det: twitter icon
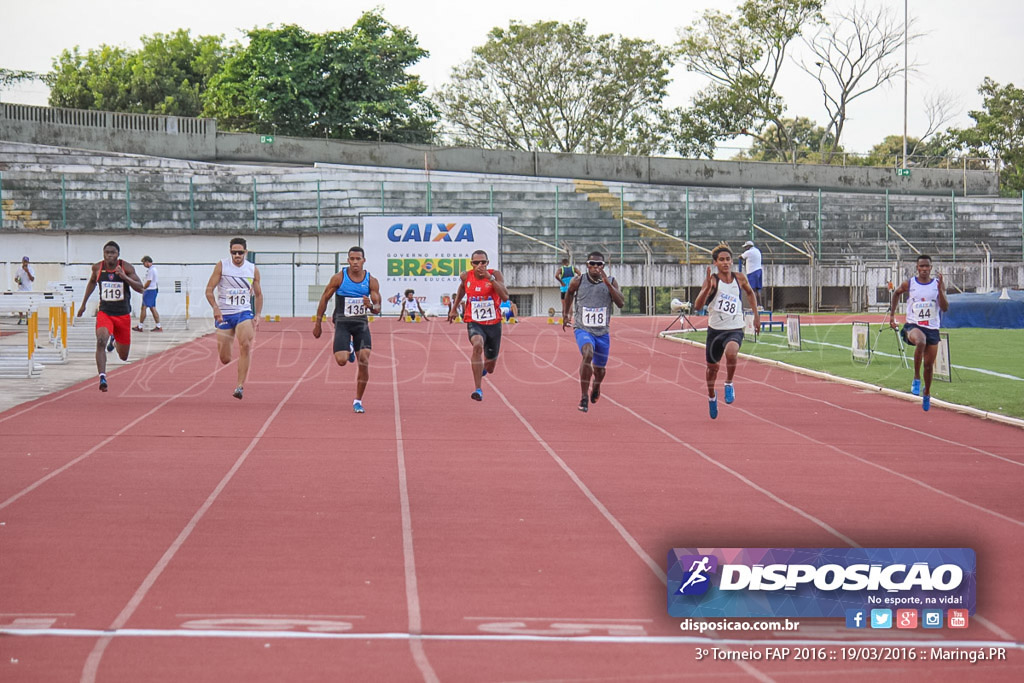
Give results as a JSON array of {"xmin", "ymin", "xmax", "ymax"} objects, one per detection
[{"xmin": 870, "ymin": 609, "xmax": 893, "ymax": 629}]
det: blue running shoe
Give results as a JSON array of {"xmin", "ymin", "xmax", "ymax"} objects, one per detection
[
  {"xmin": 922, "ymin": 395, "xmax": 930, "ymax": 412},
  {"xmin": 233, "ymin": 386, "xmax": 244, "ymax": 400},
  {"xmin": 353, "ymin": 399, "xmax": 365, "ymax": 413},
  {"xmin": 911, "ymin": 378, "xmax": 921, "ymax": 396},
  {"xmin": 471, "ymin": 389, "xmax": 483, "ymax": 401},
  {"xmin": 106, "ymin": 336, "xmax": 115, "ymax": 353},
  {"xmin": 348, "ymin": 342, "xmax": 356, "ymax": 364},
  {"xmin": 99, "ymin": 375, "xmax": 108, "ymax": 392},
  {"xmin": 724, "ymin": 383, "xmax": 735, "ymax": 404},
  {"xmin": 481, "ymin": 368, "xmax": 488, "ymax": 377},
  {"xmin": 578, "ymin": 397, "xmax": 589, "ymax": 412},
  {"xmin": 709, "ymin": 396, "xmax": 718, "ymax": 419}
]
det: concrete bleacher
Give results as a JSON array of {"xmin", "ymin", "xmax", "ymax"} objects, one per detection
[{"xmin": 2, "ymin": 140, "xmax": 1022, "ymax": 266}]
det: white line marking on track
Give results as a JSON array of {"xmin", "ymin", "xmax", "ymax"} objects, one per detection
[
  {"xmin": 0, "ymin": 334, "xmax": 275, "ymax": 511},
  {"xmin": 5, "ymin": 626, "xmax": 1020, "ymax": 649},
  {"xmin": 79, "ymin": 345, "xmax": 328, "ymax": 683},
  {"xmin": 390, "ymin": 335, "xmax": 440, "ymax": 683},
  {"xmin": 626, "ymin": 337, "xmax": 1024, "ymax": 526},
  {"xmin": 446, "ymin": 333, "xmax": 775, "ymax": 683}
]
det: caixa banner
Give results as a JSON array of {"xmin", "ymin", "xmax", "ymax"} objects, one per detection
[{"xmin": 667, "ymin": 548, "xmax": 975, "ymax": 618}]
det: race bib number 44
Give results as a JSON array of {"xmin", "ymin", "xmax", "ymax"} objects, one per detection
[
  {"xmin": 100, "ymin": 281, "xmax": 124, "ymax": 302},
  {"xmin": 581, "ymin": 306, "xmax": 608, "ymax": 327},
  {"xmin": 471, "ymin": 299, "xmax": 497, "ymax": 322}
]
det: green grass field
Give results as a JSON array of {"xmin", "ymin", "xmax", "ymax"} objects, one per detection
[{"xmin": 670, "ymin": 324, "xmax": 1024, "ymax": 420}]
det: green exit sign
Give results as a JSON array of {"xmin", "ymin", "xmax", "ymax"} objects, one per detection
[
  {"xmin": 897, "ymin": 168, "xmax": 911, "ymax": 177},
  {"xmin": 260, "ymin": 135, "xmax": 275, "ymax": 144}
]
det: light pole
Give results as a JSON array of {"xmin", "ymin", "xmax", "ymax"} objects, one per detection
[{"xmin": 902, "ymin": 0, "xmax": 908, "ymax": 170}]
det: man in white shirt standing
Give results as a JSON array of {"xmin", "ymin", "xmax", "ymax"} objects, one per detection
[
  {"xmin": 740, "ymin": 240, "xmax": 763, "ymax": 305},
  {"xmin": 15, "ymin": 256, "xmax": 35, "ymax": 325},
  {"xmin": 135, "ymin": 255, "xmax": 162, "ymax": 332}
]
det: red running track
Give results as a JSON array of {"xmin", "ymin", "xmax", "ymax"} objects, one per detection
[{"xmin": 1, "ymin": 317, "xmax": 1021, "ymax": 682}]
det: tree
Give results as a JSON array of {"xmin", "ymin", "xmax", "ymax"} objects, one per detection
[
  {"xmin": 675, "ymin": 0, "xmax": 825, "ymax": 161},
  {"xmin": 733, "ymin": 116, "xmax": 839, "ymax": 162},
  {"xmin": 202, "ymin": 13, "xmax": 437, "ymax": 143},
  {"xmin": 47, "ymin": 30, "xmax": 227, "ymax": 116},
  {"xmin": 948, "ymin": 78, "xmax": 1024, "ymax": 196},
  {"xmin": 437, "ymin": 20, "xmax": 677, "ymax": 155},
  {"xmin": 799, "ymin": 2, "xmax": 919, "ymax": 163}
]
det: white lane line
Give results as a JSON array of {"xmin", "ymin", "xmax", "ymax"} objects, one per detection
[
  {"xmin": 1, "ymin": 335, "xmax": 274, "ymax": 511},
  {"xmin": 79, "ymin": 345, "xmax": 328, "ymax": 683},
  {"xmin": 651, "ymin": 334, "xmax": 1024, "ymax": 461},
  {"xmin": 390, "ymin": 334, "xmax": 440, "ymax": 683},
  {"xmin": 622, "ymin": 336, "xmax": 1024, "ymax": 526},
  {"xmin": 4, "ymin": 627, "xmax": 1022, "ymax": 649},
  {"xmin": 445, "ymin": 333, "xmax": 774, "ymax": 683}
]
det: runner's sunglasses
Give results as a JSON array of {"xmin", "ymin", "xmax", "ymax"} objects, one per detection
[{"xmin": 586, "ymin": 260, "xmax": 605, "ymax": 266}]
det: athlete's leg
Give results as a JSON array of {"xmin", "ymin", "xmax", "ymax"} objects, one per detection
[
  {"xmin": 234, "ymin": 320, "xmax": 255, "ymax": 388},
  {"xmin": 95, "ymin": 325, "xmax": 111, "ymax": 376},
  {"xmin": 705, "ymin": 362, "xmax": 719, "ymax": 398},
  {"xmin": 723, "ymin": 340, "xmax": 741, "ymax": 383},
  {"xmin": 591, "ymin": 366, "xmax": 606, "ymax": 399},
  {"xmin": 470, "ymin": 334, "xmax": 485, "ymax": 390},
  {"xmin": 355, "ymin": 347, "xmax": 370, "ymax": 400},
  {"xmin": 151, "ymin": 306, "xmax": 161, "ymax": 326},
  {"xmin": 139, "ymin": 307, "xmax": 147, "ymax": 325},
  {"xmin": 579, "ymin": 343, "xmax": 595, "ymax": 399},
  {"xmin": 922, "ymin": 343, "xmax": 939, "ymax": 396},
  {"xmin": 216, "ymin": 326, "xmax": 235, "ymax": 364},
  {"xmin": 908, "ymin": 328, "xmax": 926, "ymax": 379}
]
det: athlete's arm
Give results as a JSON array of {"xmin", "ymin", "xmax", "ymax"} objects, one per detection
[
  {"xmin": 205, "ymin": 261, "xmax": 224, "ymax": 323},
  {"xmin": 448, "ymin": 274, "xmax": 468, "ymax": 323},
  {"xmin": 936, "ymin": 272, "xmax": 949, "ymax": 312},
  {"xmin": 887, "ymin": 280, "xmax": 910, "ymax": 329},
  {"xmin": 490, "ymin": 269, "xmax": 509, "ymax": 301},
  {"xmin": 693, "ymin": 266, "xmax": 716, "ymax": 311},
  {"xmin": 604, "ymin": 273, "xmax": 626, "ymax": 309},
  {"xmin": 737, "ymin": 273, "xmax": 761, "ymax": 331},
  {"xmin": 366, "ymin": 276, "xmax": 382, "ymax": 315},
  {"xmin": 562, "ymin": 276, "xmax": 580, "ymax": 330},
  {"xmin": 312, "ymin": 272, "xmax": 343, "ymax": 338},
  {"xmin": 119, "ymin": 261, "xmax": 145, "ymax": 293},
  {"xmin": 251, "ymin": 268, "xmax": 263, "ymax": 329},
  {"xmin": 77, "ymin": 264, "xmax": 99, "ymax": 317}
]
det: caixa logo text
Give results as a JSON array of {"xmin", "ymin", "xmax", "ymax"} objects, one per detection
[{"xmin": 387, "ymin": 223, "xmax": 475, "ymax": 242}]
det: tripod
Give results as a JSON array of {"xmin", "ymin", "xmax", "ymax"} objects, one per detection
[{"xmin": 663, "ymin": 310, "xmax": 700, "ymax": 333}]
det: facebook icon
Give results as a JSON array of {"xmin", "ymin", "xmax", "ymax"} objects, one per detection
[{"xmin": 845, "ymin": 609, "xmax": 867, "ymax": 629}]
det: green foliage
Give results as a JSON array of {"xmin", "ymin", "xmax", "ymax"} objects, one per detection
[
  {"xmin": 438, "ymin": 20, "xmax": 677, "ymax": 155},
  {"xmin": 949, "ymin": 78, "xmax": 1024, "ymax": 196},
  {"xmin": 854, "ymin": 134, "xmax": 955, "ymax": 168},
  {"xmin": 733, "ymin": 116, "xmax": 839, "ymax": 163},
  {"xmin": 675, "ymin": 0, "xmax": 824, "ymax": 160},
  {"xmin": 202, "ymin": 13, "xmax": 437, "ymax": 143},
  {"xmin": 47, "ymin": 30, "xmax": 227, "ymax": 116}
]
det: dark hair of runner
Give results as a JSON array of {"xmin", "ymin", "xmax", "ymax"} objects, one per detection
[
  {"xmin": 103, "ymin": 241, "xmax": 120, "ymax": 253},
  {"xmin": 712, "ymin": 244, "xmax": 732, "ymax": 261},
  {"xmin": 230, "ymin": 237, "xmax": 247, "ymax": 249},
  {"xmin": 349, "ymin": 246, "xmax": 365, "ymax": 256}
]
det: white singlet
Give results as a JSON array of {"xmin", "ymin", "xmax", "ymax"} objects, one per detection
[
  {"xmin": 217, "ymin": 258, "xmax": 256, "ymax": 315},
  {"xmin": 707, "ymin": 276, "xmax": 744, "ymax": 330},
  {"xmin": 906, "ymin": 277, "xmax": 940, "ymax": 328}
]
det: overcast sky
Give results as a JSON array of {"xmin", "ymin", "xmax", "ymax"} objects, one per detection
[{"xmin": 2, "ymin": 0, "xmax": 1021, "ymax": 155}]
